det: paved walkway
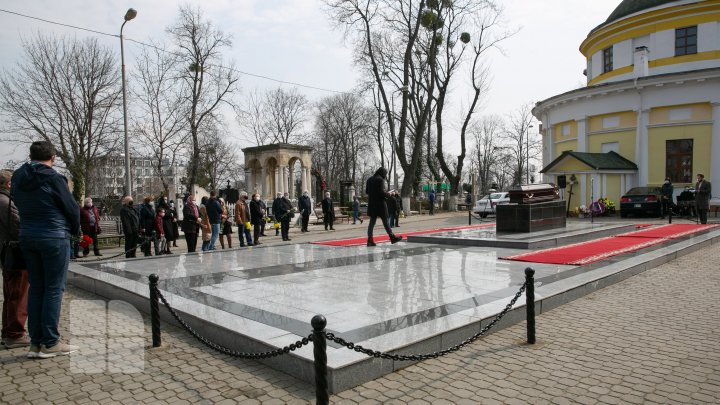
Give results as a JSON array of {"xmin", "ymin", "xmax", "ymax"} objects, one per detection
[{"xmin": 1, "ymin": 213, "xmax": 719, "ymax": 404}]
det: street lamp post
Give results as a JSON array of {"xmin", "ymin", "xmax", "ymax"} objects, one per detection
[
  {"xmin": 527, "ymin": 124, "xmax": 534, "ymax": 184},
  {"xmin": 120, "ymin": 8, "xmax": 137, "ymax": 197}
]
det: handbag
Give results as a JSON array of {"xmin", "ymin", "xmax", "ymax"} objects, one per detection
[{"xmin": 2, "ymin": 194, "xmax": 26, "ymax": 271}]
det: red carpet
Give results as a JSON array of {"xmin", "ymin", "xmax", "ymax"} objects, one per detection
[
  {"xmin": 502, "ymin": 224, "xmax": 717, "ymax": 265},
  {"xmin": 312, "ymin": 224, "xmax": 496, "ymax": 247}
]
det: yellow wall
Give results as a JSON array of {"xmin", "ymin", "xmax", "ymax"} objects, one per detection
[
  {"xmin": 582, "ymin": 174, "xmax": 622, "ymax": 208},
  {"xmin": 647, "ymin": 124, "xmax": 713, "ymax": 186},
  {"xmin": 550, "ymin": 158, "xmax": 593, "ymax": 173},
  {"xmin": 587, "ymin": 130, "xmax": 636, "ymax": 161},
  {"xmin": 554, "ymin": 141, "xmax": 577, "ymax": 158},
  {"xmin": 588, "ymin": 111, "xmax": 636, "ymax": 132},
  {"xmin": 553, "ymin": 121, "xmax": 577, "ymax": 143},
  {"xmin": 605, "ymin": 175, "xmax": 621, "ymax": 204},
  {"xmin": 649, "ymin": 103, "xmax": 712, "ymax": 125}
]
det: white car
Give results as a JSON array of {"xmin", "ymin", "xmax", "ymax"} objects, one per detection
[{"xmin": 473, "ymin": 192, "xmax": 510, "ymax": 217}]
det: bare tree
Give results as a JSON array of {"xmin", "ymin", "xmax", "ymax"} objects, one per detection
[
  {"xmin": 132, "ymin": 43, "xmax": 189, "ymax": 198},
  {"xmin": 237, "ymin": 87, "xmax": 309, "ymax": 146},
  {"xmin": 503, "ymin": 103, "xmax": 537, "ymax": 186},
  {"xmin": 429, "ymin": 0, "xmax": 512, "ymax": 209},
  {"xmin": 327, "ymin": 0, "xmax": 435, "ymax": 204},
  {"xmin": 0, "ymin": 34, "xmax": 121, "ymax": 201},
  {"xmin": 236, "ymin": 88, "xmax": 271, "ymax": 145},
  {"xmin": 469, "ymin": 115, "xmax": 504, "ymax": 195},
  {"xmin": 190, "ymin": 120, "xmax": 242, "ymax": 192},
  {"xmin": 168, "ymin": 5, "xmax": 240, "ymax": 193},
  {"xmin": 312, "ymin": 93, "xmax": 374, "ymax": 193}
]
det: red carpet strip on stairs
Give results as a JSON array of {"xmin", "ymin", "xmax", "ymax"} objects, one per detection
[
  {"xmin": 501, "ymin": 224, "xmax": 717, "ymax": 265},
  {"xmin": 312, "ymin": 224, "xmax": 496, "ymax": 247}
]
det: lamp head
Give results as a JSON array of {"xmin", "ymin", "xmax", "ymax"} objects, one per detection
[{"xmin": 124, "ymin": 8, "xmax": 137, "ymax": 21}]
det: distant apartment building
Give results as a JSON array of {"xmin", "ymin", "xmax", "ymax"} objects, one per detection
[{"xmin": 87, "ymin": 155, "xmax": 186, "ymax": 198}]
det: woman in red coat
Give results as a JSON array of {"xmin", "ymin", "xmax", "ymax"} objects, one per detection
[{"xmin": 79, "ymin": 197, "xmax": 102, "ymax": 257}]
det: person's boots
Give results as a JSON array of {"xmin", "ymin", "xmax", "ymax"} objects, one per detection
[
  {"xmin": 390, "ymin": 235, "xmax": 403, "ymax": 244},
  {"xmin": 367, "ymin": 239, "xmax": 376, "ymax": 247}
]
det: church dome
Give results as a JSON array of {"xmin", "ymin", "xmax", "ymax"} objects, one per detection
[{"xmin": 603, "ymin": 0, "xmax": 684, "ymax": 26}]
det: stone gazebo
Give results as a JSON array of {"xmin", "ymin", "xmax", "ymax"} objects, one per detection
[{"xmin": 242, "ymin": 144, "xmax": 313, "ymax": 199}]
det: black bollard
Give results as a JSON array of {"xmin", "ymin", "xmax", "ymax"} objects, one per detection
[
  {"xmin": 312, "ymin": 315, "xmax": 329, "ymax": 405},
  {"xmin": 468, "ymin": 210, "xmax": 472, "ymax": 225},
  {"xmin": 525, "ymin": 267, "xmax": 536, "ymax": 344},
  {"xmin": 149, "ymin": 274, "xmax": 161, "ymax": 347},
  {"xmin": 668, "ymin": 206, "xmax": 672, "ymax": 224}
]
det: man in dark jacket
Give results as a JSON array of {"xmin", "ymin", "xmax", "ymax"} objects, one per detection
[
  {"xmin": 661, "ymin": 177, "xmax": 674, "ymax": 217},
  {"xmin": 80, "ymin": 197, "xmax": 102, "ymax": 257},
  {"xmin": 321, "ymin": 192, "xmax": 335, "ymax": 231},
  {"xmin": 206, "ymin": 191, "xmax": 222, "ymax": 250},
  {"xmin": 695, "ymin": 173, "xmax": 712, "ymax": 224},
  {"xmin": 12, "ymin": 141, "xmax": 80, "ymax": 358},
  {"xmin": 139, "ymin": 197, "xmax": 155, "ymax": 256},
  {"xmin": 249, "ymin": 193, "xmax": 264, "ymax": 245},
  {"xmin": 120, "ymin": 196, "xmax": 139, "ymax": 258},
  {"xmin": 273, "ymin": 192, "xmax": 294, "ymax": 241},
  {"xmin": 0, "ymin": 169, "xmax": 30, "ymax": 349},
  {"xmin": 298, "ymin": 190, "xmax": 312, "ymax": 232},
  {"xmin": 365, "ymin": 167, "xmax": 402, "ymax": 246}
]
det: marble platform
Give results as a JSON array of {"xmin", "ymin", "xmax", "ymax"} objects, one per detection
[
  {"xmin": 408, "ymin": 221, "xmax": 636, "ymax": 249},
  {"xmin": 68, "ymin": 223, "xmax": 720, "ymax": 393}
]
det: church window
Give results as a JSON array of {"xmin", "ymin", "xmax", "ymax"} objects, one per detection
[
  {"xmin": 603, "ymin": 46, "xmax": 613, "ymax": 73},
  {"xmin": 675, "ymin": 26, "xmax": 697, "ymax": 56},
  {"xmin": 666, "ymin": 139, "xmax": 693, "ymax": 183}
]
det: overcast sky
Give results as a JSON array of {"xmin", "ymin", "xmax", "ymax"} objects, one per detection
[{"xmin": 0, "ymin": 0, "xmax": 620, "ymax": 164}]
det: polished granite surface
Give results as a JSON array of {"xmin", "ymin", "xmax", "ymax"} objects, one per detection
[{"xmin": 70, "ymin": 223, "xmax": 720, "ymax": 368}]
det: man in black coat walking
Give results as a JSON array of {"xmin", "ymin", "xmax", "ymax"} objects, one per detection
[{"xmin": 365, "ymin": 168, "xmax": 402, "ymax": 246}]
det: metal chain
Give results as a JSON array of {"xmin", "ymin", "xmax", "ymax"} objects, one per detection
[
  {"xmin": 326, "ymin": 282, "xmax": 527, "ymax": 361},
  {"xmin": 152, "ymin": 285, "xmax": 312, "ymax": 359},
  {"xmin": 71, "ymin": 239, "xmax": 146, "ymax": 263}
]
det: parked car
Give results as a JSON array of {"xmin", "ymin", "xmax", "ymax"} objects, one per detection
[
  {"xmin": 619, "ymin": 187, "xmax": 664, "ymax": 218},
  {"xmin": 473, "ymin": 192, "xmax": 510, "ymax": 218}
]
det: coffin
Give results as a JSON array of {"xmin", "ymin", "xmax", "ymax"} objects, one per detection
[{"xmin": 508, "ymin": 184, "xmax": 560, "ymax": 205}]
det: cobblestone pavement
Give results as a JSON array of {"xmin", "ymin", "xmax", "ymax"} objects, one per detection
[{"xmin": 1, "ymin": 219, "xmax": 719, "ymax": 404}]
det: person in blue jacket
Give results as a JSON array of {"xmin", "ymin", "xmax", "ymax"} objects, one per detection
[{"xmin": 12, "ymin": 141, "xmax": 80, "ymax": 359}]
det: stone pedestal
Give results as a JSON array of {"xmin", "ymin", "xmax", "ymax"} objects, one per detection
[{"xmin": 496, "ymin": 200, "xmax": 566, "ymax": 233}]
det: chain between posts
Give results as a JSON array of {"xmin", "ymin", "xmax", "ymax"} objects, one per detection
[
  {"xmin": 150, "ymin": 283, "xmax": 312, "ymax": 359},
  {"xmin": 325, "ymin": 281, "xmax": 527, "ymax": 361}
]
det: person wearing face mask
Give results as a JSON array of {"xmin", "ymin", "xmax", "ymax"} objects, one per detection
[
  {"xmin": 154, "ymin": 208, "xmax": 168, "ymax": 254},
  {"xmin": 79, "ymin": 197, "xmax": 102, "ymax": 257},
  {"xmin": 139, "ymin": 196, "xmax": 156, "ymax": 256},
  {"xmin": 695, "ymin": 173, "xmax": 712, "ymax": 224},
  {"xmin": 298, "ymin": 190, "xmax": 312, "ymax": 232},
  {"xmin": 321, "ymin": 192, "xmax": 335, "ymax": 231},
  {"xmin": 249, "ymin": 193, "xmax": 264, "ymax": 245},
  {"xmin": 181, "ymin": 194, "xmax": 200, "ymax": 253},
  {"xmin": 120, "ymin": 195, "xmax": 139, "ymax": 258},
  {"xmin": 234, "ymin": 191, "xmax": 253, "ymax": 247}
]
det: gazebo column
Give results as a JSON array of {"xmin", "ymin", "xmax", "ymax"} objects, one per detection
[
  {"xmin": 260, "ymin": 167, "xmax": 266, "ymax": 197},
  {"xmin": 300, "ymin": 167, "xmax": 307, "ymax": 194},
  {"xmin": 245, "ymin": 169, "xmax": 252, "ymax": 194},
  {"xmin": 274, "ymin": 167, "xmax": 280, "ymax": 196},
  {"xmin": 288, "ymin": 166, "xmax": 294, "ymax": 197}
]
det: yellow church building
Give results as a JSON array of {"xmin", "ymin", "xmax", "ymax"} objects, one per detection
[{"xmin": 533, "ymin": 0, "xmax": 720, "ymax": 210}]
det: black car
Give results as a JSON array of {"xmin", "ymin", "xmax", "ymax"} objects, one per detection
[{"xmin": 619, "ymin": 187, "xmax": 663, "ymax": 218}]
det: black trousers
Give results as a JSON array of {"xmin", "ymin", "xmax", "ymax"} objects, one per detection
[
  {"xmin": 185, "ymin": 233, "xmax": 197, "ymax": 253},
  {"xmin": 254, "ymin": 223, "xmax": 262, "ymax": 244},
  {"xmin": 125, "ymin": 233, "xmax": 138, "ymax": 258},
  {"xmin": 698, "ymin": 209, "xmax": 708, "ymax": 224},
  {"xmin": 324, "ymin": 214, "xmax": 334, "ymax": 230},
  {"xmin": 281, "ymin": 219, "xmax": 290, "ymax": 239},
  {"xmin": 301, "ymin": 213, "xmax": 310, "ymax": 231},
  {"xmin": 83, "ymin": 229, "xmax": 101, "ymax": 256},
  {"xmin": 367, "ymin": 214, "xmax": 394, "ymax": 240}
]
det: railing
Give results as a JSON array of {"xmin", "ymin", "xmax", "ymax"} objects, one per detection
[{"xmin": 147, "ymin": 268, "xmax": 538, "ymax": 405}]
